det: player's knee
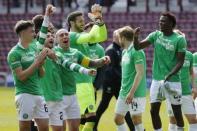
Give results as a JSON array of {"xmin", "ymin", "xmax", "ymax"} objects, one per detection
[
  {"xmin": 19, "ymin": 121, "xmax": 31, "ymax": 131},
  {"xmin": 68, "ymin": 120, "xmax": 80, "ymax": 131},
  {"xmin": 114, "ymin": 114, "xmax": 124, "ymax": 125},
  {"xmin": 63, "ymin": 121, "xmax": 66, "ymax": 131},
  {"xmin": 51, "ymin": 126, "xmax": 63, "ymax": 131},
  {"xmin": 131, "ymin": 115, "xmax": 142, "ymax": 125},
  {"xmin": 38, "ymin": 124, "xmax": 49, "ymax": 131},
  {"xmin": 169, "ymin": 116, "xmax": 177, "ymax": 124},
  {"xmin": 185, "ymin": 115, "xmax": 197, "ymax": 124}
]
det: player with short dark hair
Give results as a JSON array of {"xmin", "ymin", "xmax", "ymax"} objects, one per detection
[{"xmin": 133, "ymin": 12, "xmax": 187, "ymax": 131}]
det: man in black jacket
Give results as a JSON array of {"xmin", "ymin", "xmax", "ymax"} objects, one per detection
[{"xmin": 94, "ymin": 30, "xmax": 135, "ymax": 131}]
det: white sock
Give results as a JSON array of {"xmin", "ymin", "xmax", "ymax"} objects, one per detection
[
  {"xmin": 117, "ymin": 123, "xmax": 127, "ymax": 131},
  {"xmin": 177, "ymin": 126, "xmax": 184, "ymax": 131},
  {"xmin": 189, "ymin": 124, "xmax": 197, "ymax": 131},
  {"xmin": 168, "ymin": 123, "xmax": 176, "ymax": 131},
  {"xmin": 135, "ymin": 123, "xmax": 144, "ymax": 131},
  {"xmin": 155, "ymin": 129, "xmax": 162, "ymax": 131}
]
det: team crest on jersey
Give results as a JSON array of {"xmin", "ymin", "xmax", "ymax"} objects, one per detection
[
  {"xmin": 10, "ymin": 56, "xmax": 16, "ymax": 62},
  {"xmin": 23, "ymin": 113, "xmax": 28, "ymax": 119},
  {"xmin": 88, "ymin": 104, "xmax": 94, "ymax": 111},
  {"xmin": 122, "ymin": 55, "xmax": 130, "ymax": 64}
]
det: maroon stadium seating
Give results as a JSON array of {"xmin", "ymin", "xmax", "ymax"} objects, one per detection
[{"xmin": 0, "ymin": 12, "xmax": 197, "ymax": 77}]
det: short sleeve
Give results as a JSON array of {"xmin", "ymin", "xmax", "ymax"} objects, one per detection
[
  {"xmin": 7, "ymin": 51, "xmax": 21, "ymax": 70},
  {"xmin": 133, "ymin": 50, "xmax": 145, "ymax": 65},
  {"xmin": 177, "ymin": 36, "xmax": 187, "ymax": 52},
  {"xmin": 145, "ymin": 31, "xmax": 157, "ymax": 45}
]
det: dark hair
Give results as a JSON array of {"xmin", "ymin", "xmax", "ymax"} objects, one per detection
[
  {"xmin": 32, "ymin": 15, "xmax": 44, "ymax": 34},
  {"xmin": 84, "ymin": 22, "xmax": 94, "ymax": 30},
  {"xmin": 118, "ymin": 26, "xmax": 134, "ymax": 41},
  {"xmin": 161, "ymin": 12, "xmax": 176, "ymax": 28},
  {"xmin": 66, "ymin": 11, "xmax": 83, "ymax": 29},
  {"xmin": 14, "ymin": 20, "xmax": 33, "ymax": 35}
]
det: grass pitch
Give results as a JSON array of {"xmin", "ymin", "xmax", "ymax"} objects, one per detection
[{"xmin": 0, "ymin": 87, "xmax": 189, "ymax": 131}]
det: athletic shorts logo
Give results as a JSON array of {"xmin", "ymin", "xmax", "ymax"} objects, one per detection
[
  {"xmin": 23, "ymin": 113, "xmax": 28, "ymax": 119},
  {"xmin": 89, "ymin": 105, "xmax": 94, "ymax": 111}
]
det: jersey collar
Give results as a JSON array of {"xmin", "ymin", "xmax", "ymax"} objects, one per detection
[
  {"xmin": 58, "ymin": 45, "xmax": 70, "ymax": 52},
  {"xmin": 17, "ymin": 42, "xmax": 26, "ymax": 49},
  {"xmin": 127, "ymin": 43, "xmax": 133, "ymax": 51}
]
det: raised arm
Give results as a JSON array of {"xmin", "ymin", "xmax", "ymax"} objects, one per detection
[
  {"xmin": 76, "ymin": 24, "xmax": 107, "ymax": 44},
  {"xmin": 133, "ymin": 27, "xmax": 152, "ymax": 50},
  {"xmin": 37, "ymin": 4, "xmax": 55, "ymax": 50},
  {"xmin": 76, "ymin": 4, "xmax": 107, "ymax": 44}
]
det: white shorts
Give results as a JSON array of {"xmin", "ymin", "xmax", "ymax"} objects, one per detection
[
  {"xmin": 47, "ymin": 101, "xmax": 64, "ymax": 126},
  {"xmin": 193, "ymin": 98, "xmax": 197, "ymax": 115},
  {"xmin": 167, "ymin": 95, "xmax": 196, "ymax": 116},
  {"xmin": 15, "ymin": 93, "xmax": 49, "ymax": 121},
  {"xmin": 193, "ymin": 67, "xmax": 197, "ymax": 74},
  {"xmin": 62, "ymin": 95, "xmax": 80, "ymax": 120},
  {"xmin": 150, "ymin": 80, "xmax": 182, "ymax": 105},
  {"xmin": 115, "ymin": 97, "xmax": 146, "ymax": 116}
]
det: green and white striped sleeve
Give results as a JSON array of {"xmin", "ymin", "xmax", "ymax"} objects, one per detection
[
  {"xmin": 36, "ymin": 16, "xmax": 49, "ymax": 50},
  {"xmin": 62, "ymin": 59, "xmax": 90, "ymax": 75}
]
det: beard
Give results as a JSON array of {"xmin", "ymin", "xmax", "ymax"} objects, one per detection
[{"xmin": 74, "ymin": 24, "xmax": 84, "ymax": 33}]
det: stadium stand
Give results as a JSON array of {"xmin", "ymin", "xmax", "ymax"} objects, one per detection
[{"xmin": 0, "ymin": 12, "xmax": 197, "ymax": 78}]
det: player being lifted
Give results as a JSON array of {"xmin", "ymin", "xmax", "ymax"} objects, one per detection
[
  {"xmin": 66, "ymin": 4, "xmax": 108, "ymax": 131},
  {"xmin": 114, "ymin": 26, "xmax": 146, "ymax": 131},
  {"xmin": 133, "ymin": 12, "xmax": 187, "ymax": 131},
  {"xmin": 54, "ymin": 28, "xmax": 110, "ymax": 131}
]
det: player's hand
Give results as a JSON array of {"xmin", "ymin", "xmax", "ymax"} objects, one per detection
[
  {"xmin": 88, "ymin": 69, "xmax": 97, "ymax": 76},
  {"xmin": 34, "ymin": 48, "xmax": 48, "ymax": 67},
  {"xmin": 47, "ymin": 48, "xmax": 57, "ymax": 61},
  {"xmin": 134, "ymin": 27, "xmax": 140, "ymax": 38},
  {"xmin": 192, "ymin": 87, "xmax": 197, "ymax": 100},
  {"xmin": 102, "ymin": 56, "xmax": 111, "ymax": 65},
  {"xmin": 125, "ymin": 92, "xmax": 134, "ymax": 104},
  {"xmin": 45, "ymin": 4, "xmax": 55, "ymax": 16},
  {"xmin": 88, "ymin": 4, "xmax": 103, "ymax": 23},
  {"xmin": 164, "ymin": 74, "xmax": 171, "ymax": 83}
]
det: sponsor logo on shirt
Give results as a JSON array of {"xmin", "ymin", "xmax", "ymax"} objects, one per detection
[
  {"xmin": 23, "ymin": 113, "xmax": 28, "ymax": 119},
  {"xmin": 21, "ymin": 52, "xmax": 35, "ymax": 63},
  {"xmin": 88, "ymin": 104, "xmax": 94, "ymax": 111},
  {"xmin": 156, "ymin": 37, "xmax": 175, "ymax": 51},
  {"xmin": 122, "ymin": 55, "xmax": 130, "ymax": 64}
]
